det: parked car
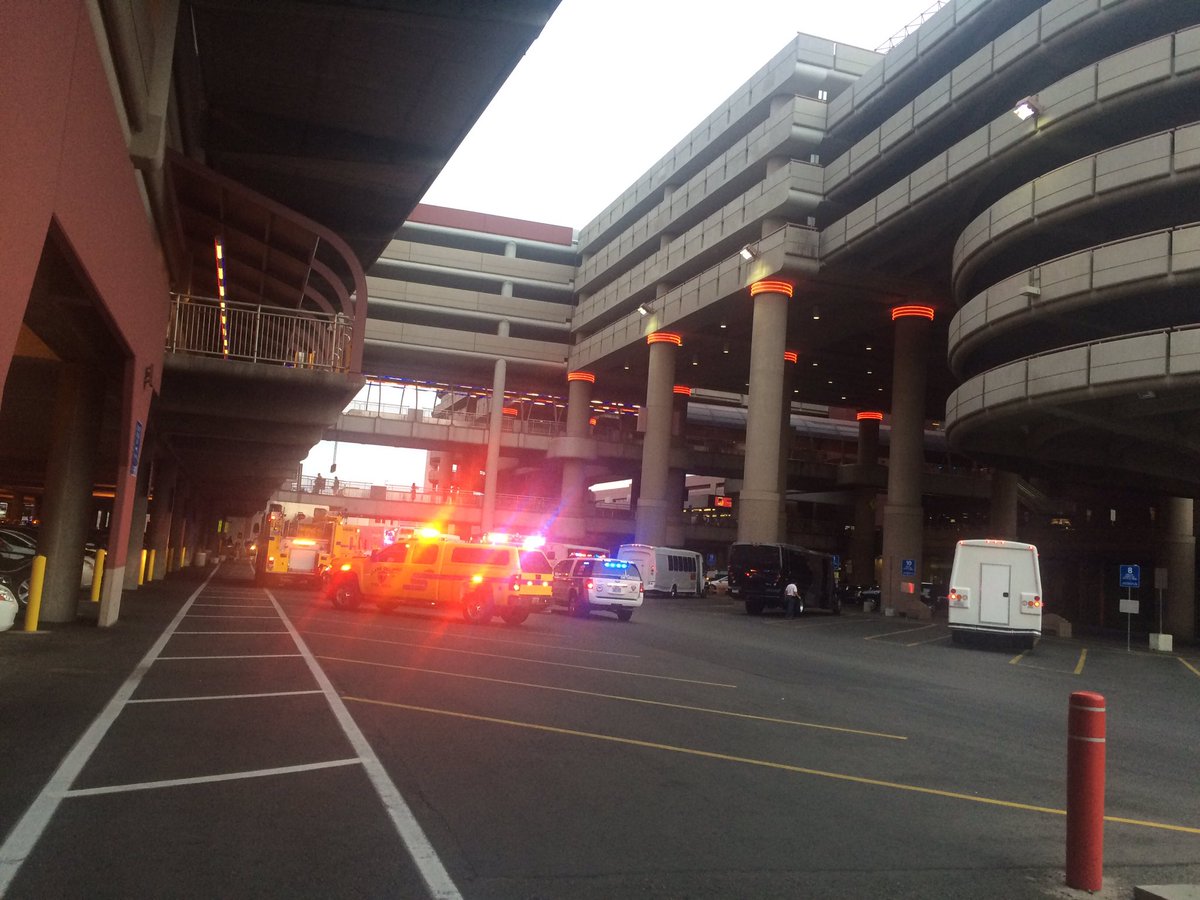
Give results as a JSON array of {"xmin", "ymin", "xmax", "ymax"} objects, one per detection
[
  {"xmin": 0, "ymin": 581, "xmax": 17, "ymax": 630},
  {"xmin": 551, "ymin": 556, "xmax": 644, "ymax": 621},
  {"xmin": 0, "ymin": 531, "xmax": 36, "ymax": 608},
  {"xmin": 0, "ymin": 527, "xmax": 98, "ymax": 608}
]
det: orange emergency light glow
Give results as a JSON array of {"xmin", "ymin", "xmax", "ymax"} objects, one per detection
[
  {"xmin": 750, "ymin": 279, "xmax": 794, "ymax": 298},
  {"xmin": 416, "ymin": 527, "xmax": 441, "ymax": 539},
  {"xmin": 647, "ymin": 332, "xmax": 683, "ymax": 346},
  {"xmin": 891, "ymin": 304, "xmax": 935, "ymax": 321},
  {"xmin": 291, "ymin": 539, "xmax": 316, "ymax": 546}
]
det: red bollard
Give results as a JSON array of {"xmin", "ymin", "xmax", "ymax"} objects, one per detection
[{"xmin": 1066, "ymin": 690, "xmax": 1106, "ymax": 891}]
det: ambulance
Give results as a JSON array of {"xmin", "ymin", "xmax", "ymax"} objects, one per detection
[
  {"xmin": 326, "ymin": 530, "xmax": 553, "ymax": 625},
  {"xmin": 947, "ymin": 539, "xmax": 1044, "ymax": 648}
]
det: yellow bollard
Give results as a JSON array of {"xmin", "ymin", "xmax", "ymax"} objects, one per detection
[
  {"xmin": 138, "ymin": 549, "xmax": 147, "ymax": 585},
  {"xmin": 147, "ymin": 548, "xmax": 157, "ymax": 582},
  {"xmin": 180, "ymin": 546, "xmax": 187, "ymax": 569},
  {"xmin": 90, "ymin": 549, "xmax": 107, "ymax": 603},
  {"xmin": 24, "ymin": 555, "xmax": 47, "ymax": 632}
]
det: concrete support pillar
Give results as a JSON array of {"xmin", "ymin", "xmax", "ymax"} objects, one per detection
[
  {"xmin": 990, "ymin": 470, "xmax": 1020, "ymax": 539},
  {"xmin": 481, "ymin": 320, "xmax": 509, "ymax": 532},
  {"xmin": 881, "ymin": 305, "xmax": 933, "ymax": 617},
  {"xmin": 38, "ymin": 365, "xmax": 105, "ymax": 622},
  {"xmin": 167, "ymin": 482, "xmax": 188, "ymax": 571},
  {"xmin": 146, "ymin": 455, "xmax": 178, "ymax": 581},
  {"xmin": 851, "ymin": 412, "xmax": 882, "ymax": 587},
  {"xmin": 560, "ymin": 372, "xmax": 595, "ymax": 517},
  {"xmin": 1162, "ymin": 497, "xmax": 1195, "ymax": 641},
  {"xmin": 635, "ymin": 332, "xmax": 680, "ymax": 545},
  {"xmin": 777, "ymin": 352, "xmax": 798, "ymax": 537},
  {"xmin": 122, "ymin": 450, "xmax": 153, "ymax": 589},
  {"xmin": 737, "ymin": 280, "xmax": 792, "ymax": 544}
]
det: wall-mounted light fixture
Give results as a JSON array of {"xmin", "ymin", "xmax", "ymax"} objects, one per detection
[
  {"xmin": 637, "ymin": 303, "xmax": 650, "ymax": 316},
  {"xmin": 1013, "ymin": 96, "xmax": 1040, "ymax": 121},
  {"xmin": 692, "ymin": 354, "xmax": 699, "ymax": 366},
  {"xmin": 719, "ymin": 319, "xmax": 727, "ymax": 329},
  {"xmin": 739, "ymin": 244, "xmax": 758, "ymax": 261},
  {"xmin": 811, "ymin": 305, "xmax": 821, "ymax": 320},
  {"xmin": 722, "ymin": 342, "xmax": 730, "ymax": 354}
]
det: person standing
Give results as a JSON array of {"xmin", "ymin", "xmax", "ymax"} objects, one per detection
[
  {"xmin": 784, "ymin": 581, "xmax": 800, "ymax": 618},
  {"xmin": 313, "ymin": 472, "xmax": 326, "ymax": 493}
]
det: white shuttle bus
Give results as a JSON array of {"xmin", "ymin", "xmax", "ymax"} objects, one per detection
[
  {"xmin": 947, "ymin": 539, "xmax": 1044, "ymax": 648},
  {"xmin": 616, "ymin": 544, "xmax": 704, "ymax": 597}
]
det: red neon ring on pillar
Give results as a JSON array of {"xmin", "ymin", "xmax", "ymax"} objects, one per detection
[
  {"xmin": 567, "ymin": 371, "xmax": 595, "ymax": 383},
  {"xmin": 647, "ymin": 332, "xmax": 683, "ymax": 346},
  {"xmin": 750, "ymin": 279, "xmax": 795, "ymax": 298},
  {"xmin": 856, "ymin": 411, "xmax": 884, "ymax": 421},
  {"xmin": 891, "ymin": 304, "xmax": 935, "ymax": 320},
  {"xmin": 783, "ymin": 351, "xmax": 798, "ymax": 364},
  {"xmin": 502, "ymin": 407, "xmax": 519, "ymax": 416},
  {"xmin": 673, "ymin": 385, "xmax": 692, "ymax": 396}
]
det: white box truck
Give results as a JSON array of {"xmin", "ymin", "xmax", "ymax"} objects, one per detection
[{"xmin": 947, "ymin": 539, "xmax": 1044, "ymax": 648}]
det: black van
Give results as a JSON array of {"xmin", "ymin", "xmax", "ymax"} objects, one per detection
[{"xmin": 728, "ymin": 542, "xmax": 841, "ymax": 616}]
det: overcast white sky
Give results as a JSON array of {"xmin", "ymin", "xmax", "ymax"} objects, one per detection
[
  {"xmin": 305, "ymin": 0, "xmax": 938, "ymax": 487},
  {"xmin": 421, "ymin": 0, "xmax": 939, "ymax": 228}
]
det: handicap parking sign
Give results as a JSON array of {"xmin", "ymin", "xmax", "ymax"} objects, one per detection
[
  {"xmin": 901, "ymin": 558, "xmax": 916, "ymax": 577},
  {"xmin": 1119, "ymin": 564, "xmax": 1140, "ymax": 588}
]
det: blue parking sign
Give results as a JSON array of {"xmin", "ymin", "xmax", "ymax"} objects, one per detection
[
  {"xmin": 901, "ymin": 558, "xmax": 916, "ymax": 577},
  {"xmin": 1119, "ymin": 565, "xmax": 1140, "ymax": 588}
]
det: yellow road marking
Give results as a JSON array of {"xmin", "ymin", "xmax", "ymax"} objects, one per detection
[
  {"xmin": 320, "ymin": 655, "xmax": 904, "ymax": 740},
  {"xmin": 1074, "ymin": 648, "xmax": 1088, "ymax": 676},
  {"xmin": 904, "ymin": 632, "xmax": 951, "ymax": 647},
  {"xmin": 344, "ymin": 696, "xmax": 1200, "ymax": 835},
  {"xmin": 302, "ymin": 630, "xmax": 736, "ymax": 688},
  {"xmin": 1180, "ymin": 657, "xmax": 1200, "ymax": 679},
  {"xmin": 866, "ymin": 624, "xmax": 938, "ymax": 642},
  {"xmin": 303, "ymin": 613, "xmax": 640, "ymax": 658},
  {"xmin": 1009, "ymin": 648, "xmax": 1030, "ymax": 665}
]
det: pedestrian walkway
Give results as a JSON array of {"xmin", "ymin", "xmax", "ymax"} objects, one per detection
[{"xmin": 0, "ymin": 563, "xmax": 456, "ymax": 899}]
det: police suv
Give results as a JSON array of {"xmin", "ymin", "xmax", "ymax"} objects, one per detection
[{"xmin": 551, "ymin": 556, "xmax": 644, "ymax": 621}]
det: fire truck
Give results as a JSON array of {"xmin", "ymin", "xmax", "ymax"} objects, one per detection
[{"xmin": 254, "ymin": 504, "xmax": 339, "ymax": 586}]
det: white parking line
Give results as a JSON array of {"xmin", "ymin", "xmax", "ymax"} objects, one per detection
[
  {"xmin": 128, "ymin": 690, "xmax": 323, "ymax": 704},
  {"xmin": 173, "ymin": 630, "xmax": 288, "ymax": 635},
  {"xmin": 157, "ymin": 654, "xmax": 302, "ymax": 661},
  {"xmin": 0, "ymin": 569, "xmax": 216, "ymax": 894},
  {"xmin": 185, "ymin": 614, "xmax": 283, "ymax": 619},
  {"xmin": 64, "ymin": 759, "xmax": 361, "ymax": 797},
  {"xmin": 269, "ymin": 592, "xmax": 462, "ymax": 900}
]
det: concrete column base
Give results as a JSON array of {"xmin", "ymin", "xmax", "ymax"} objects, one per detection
[
  {"xmin": 97, "ymin": 567, "xmax": 124, "ymax": 627},
  {"xmin": 634, "ymin": 499, "xmax": 672, "ymax": 546},
  {"xmin": 1149, "ymin": 633, "xmax": 1173, "ymax": 652}
]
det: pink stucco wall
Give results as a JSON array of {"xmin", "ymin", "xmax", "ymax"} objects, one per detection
[{"xmin": 0, "ymin": 0, "xmax": 170, "ymax": 569}]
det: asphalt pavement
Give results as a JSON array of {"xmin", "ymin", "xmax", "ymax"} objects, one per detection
[{"xmin": 1, "ymin": 562, "xmax": 1198, "ymax": 899}]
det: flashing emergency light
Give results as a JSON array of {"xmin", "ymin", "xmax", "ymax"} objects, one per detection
[
  {"xmin": 340, "ymin": 563, "xmax": 352, "ymax": 572},
  {"xmin": 522, "ymin": 535, "xmax": 546, "ymax": 550},
  {"xmin": 416, "ymin": 527, "xmax": 441, "ymax": 539},
  {"xmin": 485, "ymin": 532, "xmax": 510, "ymax": 544},
  {"xmin": 292, "ymin": 539, "xmax": 316, "ymax": 546},
  {"xmin": 471, "ymin": 574, "xmax": 484, "ymax": 584}
]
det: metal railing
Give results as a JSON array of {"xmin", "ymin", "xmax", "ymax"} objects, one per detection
[{"xmin": 166, "ymin": 294, "xmax": 352, "ymax": 371}]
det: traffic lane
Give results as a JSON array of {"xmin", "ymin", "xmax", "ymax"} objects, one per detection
[
  {"xmin": 300, "ymin": 609, "xmax": 1088, "ymax": 835},
  {"xmin": 342, "ymin": 687, "xmax": 1082, "ymax": 899},
  {"xmin": 297, "ymin": 592, "xmax": 1191, "ymax": 835},
  {"xmin": 278, "ymin": 592, "xmax": 1200, "ymax": 844}
]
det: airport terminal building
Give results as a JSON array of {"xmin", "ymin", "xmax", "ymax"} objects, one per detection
[{"xmin": 4, "ymin": 0, "xmax": 1200, "ymax": 639}]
